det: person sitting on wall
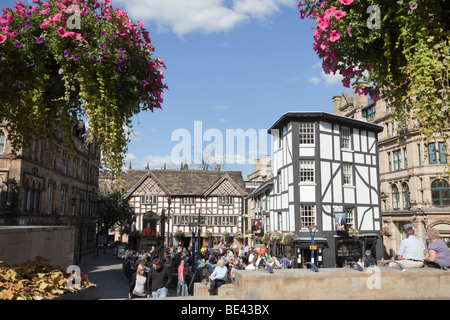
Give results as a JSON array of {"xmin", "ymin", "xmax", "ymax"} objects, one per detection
[
  {"xmin": 424, "ymin": 228, "xmax": 450, "ymax": 268},
  {"xmin": 388, "ymin": 227, "xmax": 426, "ymax": 269},
  {"xmin": 362, "ymin": 250, "xmax": 376, "ymax": 268},
  {"xmin": 208, "ymin": 257, "xmax": 228, "ymax": 295}
]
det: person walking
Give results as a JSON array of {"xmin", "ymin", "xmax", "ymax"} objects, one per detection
[
  {"xmin": 146, "ymin": 258, "xmax": 172, "ymax": 298},
  {"xmin": 128, "ymin": 264, "xmax": 148, "ymax": 299},
  {"xmin": 176, "ymin": 260, "xmax": 189, "ymax": 297}
]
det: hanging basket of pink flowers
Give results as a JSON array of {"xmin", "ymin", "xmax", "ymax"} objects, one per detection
[{"xmin": 0, "ymin": 0, "xmax": 167, "ymax": 183}]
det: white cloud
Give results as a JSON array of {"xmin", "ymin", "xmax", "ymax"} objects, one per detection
[
  {"xmin": 309, "ymin": 76, "xmax": 320, "ymax": 85},
  {"xmin": 214, "ymin": 105, "xmax": 228, "ymax": 110},
  {"xmin": 321, "ymin": 70, "xmax": 343, "ymax": 86},
  {"xmin": 114, "ymin": 0, "xmax": 296, "ymax": 37}
]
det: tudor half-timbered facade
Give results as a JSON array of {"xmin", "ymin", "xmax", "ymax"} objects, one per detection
[
  {"xmin": 267, "ymin": 112, "xmax": 384, "ymax": 268},
  {"xmin": 124, "ymin": 168, "xmax": 246, "ymax": 247}
]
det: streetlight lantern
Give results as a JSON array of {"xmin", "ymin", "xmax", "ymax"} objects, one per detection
[{"xmin": 308, "ymin": 225, "xmax": 319, "ymax": 272}]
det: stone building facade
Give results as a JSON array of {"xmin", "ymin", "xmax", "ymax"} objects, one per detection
[
  {"xmin": 0, "ymin": 122, "xmax": 100, "ymax": 262},
  {"xmin": 333, "ymin": 85, "xmax": 450, "ymax": 258}
]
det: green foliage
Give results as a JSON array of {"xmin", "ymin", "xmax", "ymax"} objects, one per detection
[
  {"xmin": 299, "ymin": 0, "xmax": 449, "ymax": 172},
  {"xmin": 0, "ymin": 1, "xmax": 167, "ymax": 182},
  {"xmin": 97, "ymin": 188, "xmax": 132, "ymax": 234}
]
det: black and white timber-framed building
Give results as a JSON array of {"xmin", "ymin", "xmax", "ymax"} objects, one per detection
[
  {"xmin": 263, "ymin": 111, "xmax": 384, "ymax": 268},
  {"xmin": 124, "ymin": 168, "xmax": 246, "ymax": 249}
]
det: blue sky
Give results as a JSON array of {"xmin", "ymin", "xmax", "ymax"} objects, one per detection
[{"xmin": 4, "ymin": 0, "xmax": 353, "ymax": 178}]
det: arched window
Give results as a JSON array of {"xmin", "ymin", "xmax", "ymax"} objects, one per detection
[
  {"xmin": 392, "ymin": 185, "xmax": 400, "ymax": 210},
  {"xmin": 402, "ymin": 183, "xmax": 410, "ymax": 210},
  {"xmin": 431, "ymin": 179, "xmax": 450, "ymax": 206},
  {"xmin": 0, "ymin": 130, "xmax": 5, "ymax": 155}
]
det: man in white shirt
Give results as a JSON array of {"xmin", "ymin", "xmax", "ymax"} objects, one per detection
[
  {"xmin": 389, "ymin": 227, "xmax": 426, "ymax": 269},
  {"xmin": 208, "ymin": 258, "xmax": 228, "ymax": 295}
]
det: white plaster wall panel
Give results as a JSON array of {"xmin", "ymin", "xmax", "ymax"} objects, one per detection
[
  {"xmin": 358, "ymin": 206, "xmax": 373, "ymax": 231},
  {"xmin": 353, "ymin": 129, "xmax": 360, "ymax": 152},
  {"xmin": 342, "ymin": 151, "xmax": 353, "ymax": 163},
  {"xmin": 368, "ymin": 131, "xmax": 376, "ymax": 154},
  {"xmin": 320, "ymin": 133, "xmax": 333, "ymax": 160},
  {"xmin": 288, "ymin": 165, "xmax": 293, "ymax": 184},
  {"xmin": 299, "ymin": 146, "xmax": 315, "ymax": 157},
  {"xmin": 286, "ymin": 132, "xmax": 293, "ymax": 165},
  {"xmin": 334, "ymin": 124, "xmax": 340, "ymax": 133},
  {"xmin": 334, "ymin": 135, "xmax": 341, "ymax": 161},
  {"xmin": 289, "ymin": 204, "xmax": 295, "ymax": 231},
  {"xmin": 320, "ymin": 121, "xmax": 332, "ymax": 133},
  {"xmin": 373, "ymin": 206, "xmax": 380, "ymax": 220},
  {"xmin": 288, "ymin": 185, "xmax": 294, "ymax": 202},
  {"xmin": 332, "ymin": 163, "xmax": 342, "ymax": 203},
  {"xmin": 282, "ymin": 192, "xmax": 289, "ymax": 209},
  {"xmin": 355, "ymin": 166, "xmax": 370, "ymax": 204},
  {"xmin": 321, "ymin": 162, "xmax": 332, "ymax": 203},
  {"xmin": 322, "ymin": 205, "xmax": 333, "ymax": 231},
  {"xmin": 361, "ymin": 130, "xmax": 368, "ymax": 153},
  {"xmin": 343, "ymin": 186, "xmax": 355, "ymax": 204},
  {"xmin": 299, "ymin": 185, "xmax": 316, "ymax": 203},
  {"xmin": 370, "ymin": 167, "xmax": 379, "ymax": 205},
  {"xmin": 355, "ymin": 153, "xmax": 365, "ymax": 164}
]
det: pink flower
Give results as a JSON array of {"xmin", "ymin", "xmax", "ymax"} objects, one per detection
[
  {"xmin": 339, "ymin": 0, "xmax": 353, "ymax": 5},
  {"xmin": 137, "ymin": 21, "xmax": 145, "ymax": 28},
  {"xmin": 333, "ymin": 10, "xmax": 346, "ymax": 19},
  {"xmin": 300, "ymin": 9, "xmax": 306, "ymax": 19},
  {"xmin": 343, "ymin": 65, "xmax": 355, "ymax": 77},
  {"xmin": 369, "ymin": 92, "xmax": 380, "ymax": 100},
  {"xmin": 347, "ymin": 27, "xmax": 352, "ymax": 37},
  {"xmin": 342, "ymin": 78, "xmax": 351, "ymax": 88},
  {"xmin": 56, "ymin": 26, "xmax": 67, "ymax": 37},
  {"xmin": 0, "ymin": 34, "xmax": 6, "ymax": 44},
  {"xmin": 316, "ymin": 16, "xmax": 329, "ymax": 30},
  {"xmin": 40, "ymin": 19, "xmax": 51, "ymax": 28},
  {"xmin": 329, "ymin": 30, "xmax": 340, "ymax": 42}
]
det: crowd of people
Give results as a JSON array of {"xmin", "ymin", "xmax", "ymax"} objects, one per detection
[{"xmin": 119, "ymin": 242, "xmax": 294, "ymax": 298}]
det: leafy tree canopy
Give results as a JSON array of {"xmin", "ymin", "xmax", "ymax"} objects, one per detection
[
  {"xmin": 298, "ymin": 0, "xmax": 449, "ymax": 172},
  {"xmin": 0, "ymin": 0, "xmax": 167, "ymax": 182}
]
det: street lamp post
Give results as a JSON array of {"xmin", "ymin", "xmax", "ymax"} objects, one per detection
[
  {"xmin": 308, "ymin": 225, "xmax": 319, "ymax": 272},
  {"xmin": 159, "ymin": 209, "xmax": 167, "ymax": 260},
  {"xmin": 167, "ymin": 197, "xmax": 172, "ymax": 247},
  {"xmin": 189, "ymin": 210, "xmax": 205, "ymax": 273}
]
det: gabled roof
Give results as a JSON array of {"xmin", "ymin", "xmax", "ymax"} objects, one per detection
[
  {"xmin": 248, "ymin": 177, "xmax": 274, "ymax": 197},
  {"xmin": 203, "ymin": 173, "xmax": 246, "ymax": 197},
  {"xmin": 267, "ymin": 111, "xmax": 384, "ymax": 134},
  {"xmin": 124, "ymin": 169, "xmax": 246, "ymax": 198}
]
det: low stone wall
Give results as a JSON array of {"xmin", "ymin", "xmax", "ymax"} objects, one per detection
[
  {"xmin": 194, "ymin": 282, "xmax": 234, "ymax": 296},
  {"xmin": 0, "ymin": 226, "xmax": 75, "ymax": 269},
  {"xmin": 234, "ymin": 267, "xmax": 450, "ymax": 300}
]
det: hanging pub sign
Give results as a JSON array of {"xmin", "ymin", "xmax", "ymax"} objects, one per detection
[
  {"xmin": 251, "ymin": 219, "xmax": 263, "ymax": 234},
  {"xmin": 335, "ymin": 212, "xmax": 346, "ymax": 231}
]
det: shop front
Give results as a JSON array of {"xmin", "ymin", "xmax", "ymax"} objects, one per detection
[
  {"xmin": 335, "ymin": 233, "xmax": 380, "ymax": 267},
  {"xmin": 294, "ymin": 237, "xmax": 327, "ymax": 269}
]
